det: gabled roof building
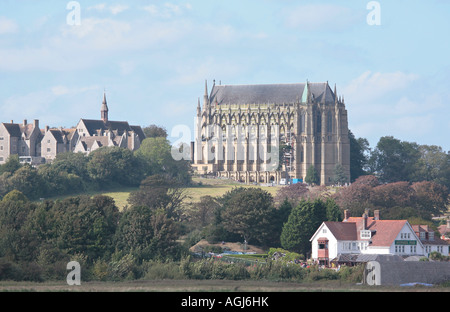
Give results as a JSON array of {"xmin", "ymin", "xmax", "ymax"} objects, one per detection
[
  {"xmin": 0, "ymin": 119, "xmax": 43, "ymax": 164},
  {"xmin": 74, "ymin": 93, "xmax": 145, "ymax": 154},
  {"xmin": 310, "ymin": 210, "xmax": 449, "ymax": 267}
]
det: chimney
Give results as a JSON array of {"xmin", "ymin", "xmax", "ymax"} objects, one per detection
[
  {"xmin": 45, "ymin": 125, "xmax": 49, "ymax": 132},
  {"xmin": 344, "ymin": 210, "xmax": 350, "ymax": 221},
  {"xmin": 34, "ymin": 119, "xmax": 39, "ymax": 128},
  {"xmin": 362, "ymin": 211, "xmax": 368, "ymax": 230},
  {"xmin": 23, "ymin": 119, "xmax": 27, "ymax": 126},
  {"xmin": 374, "ymin": 210, "xmax": 380, "ymax": 220}
]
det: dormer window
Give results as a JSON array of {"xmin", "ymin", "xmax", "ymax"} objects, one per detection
[{"xmin": 361, "ymin": 230, "xmax": 371, "ymax": 239}]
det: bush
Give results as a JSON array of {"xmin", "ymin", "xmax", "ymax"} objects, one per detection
[{"xmin": 143, "ymin": 261, "xmax": 184, "ymax": 280}]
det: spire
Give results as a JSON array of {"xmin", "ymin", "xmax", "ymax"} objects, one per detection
[
  {"xmin": 197, "ymin": 98, "xmax": 201, "ymax": 116},
  {"xmin": 203, "ymin": 80, "xmax": 209, "ymax": 107},
  {"xmin": 301, "ymin": 80, "xmax": 310, "ymax": 103},
  {"xmin": 101, "ymin": 91, "xmax": 109, "ymax": 123},
  {"xmin": 334, "ymin": 83, "xmax": 338, "ymax": 105}
]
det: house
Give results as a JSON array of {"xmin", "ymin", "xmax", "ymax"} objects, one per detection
[
  {"xmin": 438, "ymin": 218, "xmax": 450, "ymax": 241},
  {"xmin": 310, "ymin": 210, "xmax": 427, "ymax": 266},
  {"xmin": 412, "ymin": 224, "xmax": 450, "ymax": 257},
  {"xmin": 0, "ymin": 119, "xmax": 43, "ymax": 164},
  {"xmin": 41, "ymin": 127, "xmax": 79, "ymax": 162}
]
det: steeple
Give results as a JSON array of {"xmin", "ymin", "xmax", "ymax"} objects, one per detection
[
  {"xmin": 301, "ymin": 80, "xmax": 310, "ymax": 103},
  {"xmin": 101, "ymin": 91, "xmax": 109, "ymax": 123},
  {"xmin": 197, "ymin": 98, "xmax": 201, "ymax": 116},
  {"xmin": 203, "ymin": 80, "xmax": 209, "ymax": 108},
  {"xmin": 334, "ymin": 83, "xmax": 338, "ymax": 105}
]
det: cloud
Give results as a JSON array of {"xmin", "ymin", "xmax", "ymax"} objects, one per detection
[
  {"xmin": 88, "ymin": 3, "xmax": 129, "ymax": 15},
  {"xmin": 343, "ymin": 71, "xmax": 419, "ymax": 104},
  {"xmin": 0, "ymin": 17, "xmax": 18, "ymax": 34},
  {"xmin": 1, "ymin": 85, "xmax": 100, "ymax": 125},
  {"xmin": 142, "ymin": 3, "xmax": 192, "ymax": 19},
  {"xmin": 282, "ymin": 4, "xmax": 360, "ymax": 31}
]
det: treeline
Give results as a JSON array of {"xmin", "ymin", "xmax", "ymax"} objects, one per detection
[
  {"xmin": 0, "ymin": 187, "xmax": 187, "ymax": 281},
  {"xmin": 0, "ymin": 136, "xmax": 191, "ymax": 201},
  {"xmin": 350, "ymin": 133, "xmax": 450, "ymax": 189}
]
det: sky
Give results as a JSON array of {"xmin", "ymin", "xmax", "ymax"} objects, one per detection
[{"xmin": 0, "ymin": 0, "xmax": 449, "ymax": 151}]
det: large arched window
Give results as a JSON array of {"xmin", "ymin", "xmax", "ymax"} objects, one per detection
[
  {"xmin": 327, "ymin": 111, "xmax": 333, "ymax": 133},
  {"xmin": 315, "ymin": 111, "xmax": 322, "ymax": 134}
]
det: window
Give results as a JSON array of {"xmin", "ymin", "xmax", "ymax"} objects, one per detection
[
  {"xmin": 322, "ymin": 229, "xmax": 327, "ymax": 233},
  {"xmin": 327, "ymin": 111, "xmax": 332, "ymax": 133},
  {"xmin": 47, "ymin": 148, "xmax": 51, "ymax": 152},
  {"xmin": 361, "ymin": 230, "xmax": 371, "ymax": 239}
]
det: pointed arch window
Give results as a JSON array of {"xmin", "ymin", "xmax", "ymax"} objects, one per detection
[{"xmin": 327, "ymin": 111, "xmax": 333, "ymax": 133}]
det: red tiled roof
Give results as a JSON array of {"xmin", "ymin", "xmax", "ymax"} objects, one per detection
[{"xmin": 325, "ymin": 218, "xmax": 408, "ymax": 247}]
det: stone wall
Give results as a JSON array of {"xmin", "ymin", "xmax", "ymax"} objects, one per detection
[{"xmin": 368, "ymin": 261, "xmax": 450, "ymax": 285}]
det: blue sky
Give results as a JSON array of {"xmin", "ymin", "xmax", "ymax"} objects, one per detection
[{"xmin": 0, "ymin": 0, "xmax": 449, "ymax": 151}]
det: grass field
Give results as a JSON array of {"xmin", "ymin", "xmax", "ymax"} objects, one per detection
[
  {"xmin": 38, "ymin": 177, "xmax": 283, "ymax": 211},
  {"xmin": 183, "ymin": 177, "xmax": 281, "ymax": 203}
]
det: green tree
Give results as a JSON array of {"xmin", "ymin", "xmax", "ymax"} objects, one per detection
[
  {"xmin": 348, "ymin": 130, "xmax": 370, "ymax": 182},
  {"xmin": 305, "ymin": 165, "xmax": 319, "ymax": 185},
  {"xmin": 135, "ymin": 137, "xmax": 192, "ymax": 184},
  {"xmin": 52, "ymin": 152, "xmax": 89, "ymax": 181},
  {"xmin": 8, "ymin": 164, "xmax": 45, "ymax": 200},
  {"xmin": 0, "ymin": 155, "xmax": 21, "ymax": 175},
  {"xmin": 142, "ymin": 125, "xmax": 168, "ymax": 138},
  {"xmin": 87, "ymin": 146, "xmax": 143, "ymax": 187},
  {"xmin": 332, "ymin": 164, "xmax": 348, "ymax": 185},
  {"xmin": 281, "ymin": 199, "xmax": 327, "ymax": 255},
  {"xmin": 50, "ymin": 196, "xmax": 119, "ymax": 260},
  {"xmin": 221, "ymin": 187, "xmax": 276, "ymax": 245},
  {"xmin": 369, "ymin": 136, "xmax": 421, "ymax": 183},
  {"xmin": 127, "ymin": 174, "xmax": 188, "ymax": 221}
]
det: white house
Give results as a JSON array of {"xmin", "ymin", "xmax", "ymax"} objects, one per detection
[{"xmin": 310, "ymin": 210, "xmax": 430, "ymax": 266}]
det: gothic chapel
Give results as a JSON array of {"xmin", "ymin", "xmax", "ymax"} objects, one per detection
[{"xmin": 192, "ymin": 80, "xmax": 351, "ymax": 185}]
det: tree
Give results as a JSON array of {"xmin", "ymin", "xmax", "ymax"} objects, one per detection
[
  {"xmin": 135, "ymin": 137, "xmax": 192, "ymax": 184},
  {"xmin": 332, "ymin": 164, "xmax": 348, "ymax": 185},
  {"xmin": 349, "ymin": 130, "xmax": 370, "ymax": 182},
  {"xmin": 280, "ymin": 199, "xmax": 327, "ymax": 255},
  {"xmin": 369, "ymin": 136, "xmax": 421, "ymax": 183},
  {"xmin": 414, "ymin": 145, "xmax": 450, "ymax": 188},
  {"xmin": 305, "ymin": 165, "xmax": 319, "ymax": 185},
  {"xmin": 274, "ymin": 182, "xmax": 309, "ymax": 207},
  {"xmin": 52, "ymin": 152, "xmax": 89, "ymax": 181},
  {"xmin": 188, "ymin": 195, "xmax": 220, "ymax": 228},
  {"xmin": 128, "ymin": 174, "xmax": 188, "ymax": 221},
  {"xmin": 221, "ymin": 187, "xmax": 276, "ymax": 245},
  {"xmin": 333, "ymin": 175, "xmax": 379, "ymax": 217},
  {"xmin": 411, "ymin": 181, "xmax": 449, "ymax": 219},
  {"xmin": 142, "ymin": 125, "xmax": 168, "ymax": 138},
  {"xmin": 0, "ymin": 155, "xmax": 21, "ymax": 175},
  {"xmin": 87, "ymin": 147, "xmax": 143, "ymax": 187}
]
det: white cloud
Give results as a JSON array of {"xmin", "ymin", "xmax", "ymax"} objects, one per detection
[
  {"xmin": 283, "ymin": 4, "xmax": 360, "ymax": 31},
  {"xmin": 109, "ymin": 5, "xmax": 129, "ymax": 15},
  {"xmin": 0, "ymin": 17, "xmax": 18, "ymax": 34},
  {"xmin": 142, "ymin": 3, "xmax": 192, "ymax": 18},
  {"xmin": 88, "ymin": 3, "xmax": 128, "ymax": 15},
  {"xmin": 343, "ymin": 71, "xmax": 419, "ymax": 104}
]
